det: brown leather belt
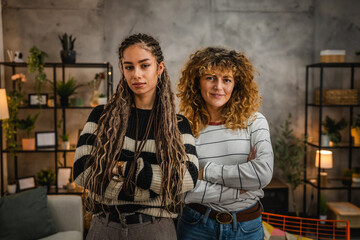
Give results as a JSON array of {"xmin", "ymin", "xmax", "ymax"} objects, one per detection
[{"xmin": 186, "ymin": 202, "xmax": 262, "ymax": 224}]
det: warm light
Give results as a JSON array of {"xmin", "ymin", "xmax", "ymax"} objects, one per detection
[
  {"xmin": 315, "ymin": 150, "xmax": 333, "ymax": 169},
  {"xmin": 0, "ymin": 89, "xmax": 9, "ymax": 120}
]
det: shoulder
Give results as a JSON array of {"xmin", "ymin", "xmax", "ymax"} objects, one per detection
[
  {"xmin": 176, "ymin": 114, "xmax": 193, "ymax": 135},
  {"xmin": 248, "ymin": 112, "xmax": 270, "ymax": 130},
  {"xmin": 87, "ymin": 105, "xmax": 105, "ymax": 124}
]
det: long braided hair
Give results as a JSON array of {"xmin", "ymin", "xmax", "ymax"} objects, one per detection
[{"xmin": 84, "ymin": 33, "xmax": 187, "ymax": 214}]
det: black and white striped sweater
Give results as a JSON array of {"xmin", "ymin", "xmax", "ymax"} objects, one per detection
[{"xmin": 73, "ymin": 105, "xmax": 199, "ymax": 218}]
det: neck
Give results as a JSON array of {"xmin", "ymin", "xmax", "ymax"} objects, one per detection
[
  {"xmin": 206, "ymin": 105, "xmax": 225, "ymax": 123},
  {"xmin": 134, "ymin": 93, "xmax": 156, "ymax": 110}
]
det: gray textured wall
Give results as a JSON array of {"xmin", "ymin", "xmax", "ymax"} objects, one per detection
[{"xmin": 2, "ymin": 0, "xmax": 360, "ymax": 213}]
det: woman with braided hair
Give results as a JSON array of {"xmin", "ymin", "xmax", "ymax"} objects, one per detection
[
  {"xmin": 176, "ymin": 47, "xmax": 273, "ymax": 240},
  {"xmin": 73, "ymin": 33, "xmax": 198, "ymax": 239}
]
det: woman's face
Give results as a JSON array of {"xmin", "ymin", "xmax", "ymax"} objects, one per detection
[
  {"xmin": 121, "ymin": 44, "xmax": 164, "ymax": 101},
  {"xmin": 199, "ymin": 68, "xmax": 235, "ymax": 112}
]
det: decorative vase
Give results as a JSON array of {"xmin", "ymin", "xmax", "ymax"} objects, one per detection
[
  {"xmin": 66, "ymin": 182, "xmax": 76, "ymax": 190},
  {"xmin": 8, "ymin": 184, "xmax": 17, "ymax": 194},
  {"xmin": 60, "ymin": 50, "xmax": 76, "ymax": 64},
  {"xmin": 70, "ymin": 97, "xmax": 84, "ymax": 107},
  {"xmin": 319, "ymin": 215, "xmax": 327, "ymax": 224},
  {"xmin": 98, "ymin": 97, "xmax": 107, "ymax": 105},
  {"xmin": 62, "ymin": 141, "xmax": 70, "ymax": 150},
  {"xmin": 351, "ymin": 128, "xmax": 360, "ymax": 146},
  {"xmin": 22, "ymin": 138, "xmax": 35, "ymax": 150},
  {"xmin": 321, "ymin": 134, "xmax": 330, "ymax": 147},
  {"xmin": 60, "ymin": 97, "xmax": 69, "ymax": 107},
  {"xmin": 90, "ymin": 90, "xmax": 100, "ymax": 107}
]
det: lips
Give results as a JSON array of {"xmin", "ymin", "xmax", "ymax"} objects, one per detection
[
  {"xmin": 210, "ymin": 93, "xmax": 224, "ymax": 98},
  {"xmin": 133, "ymin": 83, "xmax": 146, "ymax": 88}
]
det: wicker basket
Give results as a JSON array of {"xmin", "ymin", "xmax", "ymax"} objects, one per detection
[
  {"xmin": 315, "ymin": 89, "xmax": 358, "ymax": 105},
  {"xmin": 320, "ymin": 55, "xmax": 345, "ymax": 63}
]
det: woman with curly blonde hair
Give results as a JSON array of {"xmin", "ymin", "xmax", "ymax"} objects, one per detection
[
  {"xmin": 73, "ymin": 33, "xmax": 198, "ymax": 240},
  {"xmin": 177, "ymin": 47, "xmax": 273, "ymax": 240}
]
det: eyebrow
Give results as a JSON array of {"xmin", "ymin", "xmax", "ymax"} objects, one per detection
[
  {"xmin": 203, "ymin": 73, "xmax": 234, "ymax": 78},
  {"xmin": 123, "ymin": 58, "xmax": 150, "ymax": 65}
]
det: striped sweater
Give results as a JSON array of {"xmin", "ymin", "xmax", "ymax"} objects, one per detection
[
  {"xmin": 73, "ymin": 105, "xmax": 199, "ymax": 218},
  {"xmin": 184, "ymin": 112, "xmax": 273, "ymax": 212}
]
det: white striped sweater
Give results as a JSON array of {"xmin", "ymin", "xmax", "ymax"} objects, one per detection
[
  {"xmin": 184, "ymin": 112, "xmax": 273, "ymax": 212},
  {"xmin": 73, "ymin": 105, "xmax": 199, "ymax": 218}
]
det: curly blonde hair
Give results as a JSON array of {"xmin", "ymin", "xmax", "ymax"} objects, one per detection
[{"xmin": 177, "ymin": 47, "xmax": 262, "ymax": 137}]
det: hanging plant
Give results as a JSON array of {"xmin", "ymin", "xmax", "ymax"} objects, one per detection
[
  {"xmin": 2, "ymin": 74, "xmax": 27, "ymax": 155},
  {"xmin": 27, "ymin": 46, "xmax": 48, "ymax": 97}
]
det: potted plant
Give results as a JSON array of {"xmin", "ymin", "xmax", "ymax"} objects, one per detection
[
  {"xmin": 55, "ymin": 77, "xmax": 82, "ymax": 107},
  {"xmin": 273, "ymin": 114, "xmax": 306, "ymax": 216},
  {"xmin": 341, "ymin": 168, "xmax": 354, "ymax": 186},
  {"xmin": 27, "ymin": 46, "xmax": 48, "ymax": 96},
  {"xmin": 36, "ymin": 168, "xmax": 55, "ymax": 191},
  {"xmin": 60, "ymin": 133, "xmax": 70, "ymax": 150},
  {"xmin": 7, "ymin": 179, "xmax": 17, "ymax": 194},
  {"xmin": 319, "ymin": 194, "xmax": 328, "ymax": 223},
  {"xmin": 98, "ymin": 93, "xmax": 107, "ymax": 105},
  {"xmin": 322, "ymin": 116, "xmax": 347, "ymax": 146},
  {"xmin": 16, "ymin": 113, "xmax": 39, "ymax": 150},
  {"xmin": 58, "ymin": 33, "xmax": 76, "ymax": 64},
  {"xmin": 351, "ymin": 114, "xmax": 360, "ymax": 146}
]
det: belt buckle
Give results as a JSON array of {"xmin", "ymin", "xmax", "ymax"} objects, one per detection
[{"xmin": 215, "ymin": 211, "xmax": 233, "ymax": 224}]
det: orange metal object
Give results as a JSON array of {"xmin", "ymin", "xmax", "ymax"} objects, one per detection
[{"xmin": 262, "ymin": 212, "xmax": 350, "ymax": 240}]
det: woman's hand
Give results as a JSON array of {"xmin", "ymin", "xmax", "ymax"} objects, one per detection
[
  {"xmin": 198, "ymin": 168, "xmax": 204, "ymax": 180},
  {"xmin": 247, "ymin": 147, "xmax": 257, "ymax": 162},
  {"xmin": 112, "ymin": 161, "xmax": 125, "ymax": 177}
]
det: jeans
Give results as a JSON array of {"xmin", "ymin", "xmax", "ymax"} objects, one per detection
[{"xmin": 177, "ymin": 204, "xmax": 264, "ymax": 240}]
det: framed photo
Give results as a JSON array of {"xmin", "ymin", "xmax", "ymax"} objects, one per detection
[
  {"xmin": 57, "ymin": 167, "xmax": 72, "ymax": 188},
  {"xmin": 35, "ymin": 131, "xmax": 56, "ymax": 148},
  {"xmin": 18, "ymin": 176, "xmax": 36, "ymax": 191},
  {"xmin": 28, "ymin": 93, "xmax": 48, "ymax": 106}
]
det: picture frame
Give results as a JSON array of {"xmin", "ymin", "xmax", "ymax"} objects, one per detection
[
  {"xmin": 57, "ymin": 167, "xmax": 72, "ymax": 188},
  {"xmin": 17, "ymin": 176, "xmax": 36, "ymax": 191},
  {"xmin": 28, "ymin": 93, "xmax": 48, "ymax": 106},
  {"xmin": 35, "ymin": 131, "xmax": 56, "ymax": 148}
]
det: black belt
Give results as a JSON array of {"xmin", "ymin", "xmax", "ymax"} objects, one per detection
[{"xmin": 100, "ymin": 212, "xmax": 156, "ymax": 224}]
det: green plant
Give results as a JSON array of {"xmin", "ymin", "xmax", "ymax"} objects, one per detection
[
  {"xmin": 16, "ymin": 113, "xmax": 39, "ymax": 138},
  {"xmin": 55, "ymin": 77, "xmax": 82, "ymax": 99},
  {"xmin": 60, "ymin": 133, "xmax": 69, "ymax": 141},
  {"xmin": 99, "ymin": 93, "xmax": 106, "ymax": 98},
  {"xmin": 58, "ymin": 33, "xmax": 76, "ymax": 51},
  {"xmin": 322, "ymin": 116, "xmax": 347, "ymax": 144},
  {"xmin": 2, "ymin": 90, "xmax": 23, "ymax": 155},
  {"xmin": 35, "ymin": 169, "xmax": 55, "ymax": 187},
  {"xmin": 319, "ymin": 194, "xmax": 328, "ymax": 215},
  {"xmin": 27, "ymin": 46, "xmax": 48, "ymax": 96},
  {"xmin": 273, "ymin": 113, "xmax": 306, "ymax": 216}
]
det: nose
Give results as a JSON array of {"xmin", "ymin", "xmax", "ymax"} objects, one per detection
[
  {"xmin": 214, "ymin": 79, "xmax": 223, "ymax": 90},
  {"xmin": 133, "ymin": 67, "xmax": 141, "ymax": 79}
]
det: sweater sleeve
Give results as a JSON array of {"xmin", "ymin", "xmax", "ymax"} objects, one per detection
[
  {"xmin": 184, "ymin": 180, "xmax": 245, "ymax": 204},
  {"xmin": 122, "ymin": 115, "xmax": 199, "ymax": 195},
  {"xmin": 203, "ymin": 114, "xmax": 274, "ymax": 190},
  {"xmin": 73, "ymin": 105, "xmax": 104, "ymax": 186}
]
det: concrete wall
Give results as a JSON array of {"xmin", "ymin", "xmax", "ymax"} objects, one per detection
[{"xmin": 1, "ymin": 0, "xmax": 360, "ymax": 213}]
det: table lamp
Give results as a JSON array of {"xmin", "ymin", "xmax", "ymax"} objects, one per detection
[
  {"xmin": 0, "ymin": 89, "xmax": 9, "ymax": 196},
  {"xmin": 315, "ymin": 150, "xmax": 333, "ymax": 187}
]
